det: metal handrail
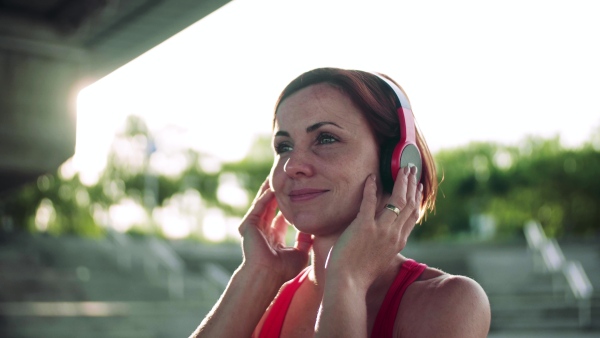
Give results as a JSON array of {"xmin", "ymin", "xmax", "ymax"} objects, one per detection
[
  {"xmin": 107, "ymin": 230, "xmax": 185, "ymax": 300},
  {"xmin": 523, "ymin": 220, "xmax": 594, "ymax": 328}
]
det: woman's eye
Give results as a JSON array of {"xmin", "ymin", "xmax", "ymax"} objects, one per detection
[
  {"xmin": 317, "ymin": 133, "xmax": 338, "ymax": 145},
  {"xmin": 275, "ymin": 142, "xmax": 293, "ymax": 154}
]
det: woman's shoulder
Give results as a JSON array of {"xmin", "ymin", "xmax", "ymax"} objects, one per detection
[
  {"xmin": 418, "ymin": 268, "xmax": 489, "ymax": 309},
  {"xmin": 396, "ymin": 265, "xmax": 491, "ymax": 337}
]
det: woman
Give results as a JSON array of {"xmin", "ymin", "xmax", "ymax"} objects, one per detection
[{"xmin": 190, "ymin": 68, "xmax": 491, "ymax": 337}]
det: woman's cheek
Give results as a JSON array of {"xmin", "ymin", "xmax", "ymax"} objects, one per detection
[
  {"xmin": 275, "ymin": 196, "xmax": 294, "ymax": 224},
  {"xmin": 268, "ymin": 160, "xmax": 282, "ymax": 191}
]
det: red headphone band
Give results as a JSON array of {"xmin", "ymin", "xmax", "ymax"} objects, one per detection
[{"xmin": 369, "ymin": 72, "xmax": 422, "ymax": 183}]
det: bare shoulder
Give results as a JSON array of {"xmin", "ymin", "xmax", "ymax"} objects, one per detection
[
  {"xmin": 396, "ymin": 267, "xmax": 491, "ymax": 338},
  {"xmin": 423, "ymin": 268, "xmax": 489, "ymax": 305}
]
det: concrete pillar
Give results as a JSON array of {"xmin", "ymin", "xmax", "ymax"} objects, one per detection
[{"xmin": 0, "ymin": 39, "xmax": 85, "ymax": 192}]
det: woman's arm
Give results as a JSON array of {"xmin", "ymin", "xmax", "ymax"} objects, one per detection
[
  {"xmin": 189, "ymin": 180, "xmax": 312, "ymax": 338},
  {"xmin": 189, "ymin": 264, "xmax": 284, "ymax": 338},
  {"xmin": 314, "ymin": 273, "xmax": 369, "ymax": 337},
  {"xmin": 315, "ymin": 167, "xmax": 423, "ymax": 337}
]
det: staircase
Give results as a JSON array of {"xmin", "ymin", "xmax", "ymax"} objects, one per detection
[
  {"xmin": 0, "ymin": 233, "xmax": 598, "ymax": 337},
  {"xmin": 0, "ymin": 232, "xmax": 233, "ymax": 338},
  {"xmin": 403, "ymin": 240, "xmax": 600, "ymax": 336}
]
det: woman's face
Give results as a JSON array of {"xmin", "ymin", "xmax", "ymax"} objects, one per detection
[{"xmin": 270, "ymin": 83, "xmax": 384, "ymax": 236}]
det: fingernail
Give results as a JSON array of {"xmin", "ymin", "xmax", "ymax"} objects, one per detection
[
  {"xmin": 418, "ymin": 183, "xmax": 423, "ymax": 191},
  {"xmin": 370, "ymin": 174, "xmax": 376, "ymax": 181},
  {"xmin": 296, "ymin": 232, "xmax": 313, "ymax": 243},
  {"xmin": 403, "ymin": 166, "xmax": 410, "ymax": 175}
]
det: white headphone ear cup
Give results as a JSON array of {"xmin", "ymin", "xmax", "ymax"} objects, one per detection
[{"xmin": 399, "ymin": 144, "xmax": 423, "ymax": 183}]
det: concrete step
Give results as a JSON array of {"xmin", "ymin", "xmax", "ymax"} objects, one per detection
[
  {"xmin": 0, "ymin": 300, "xmax": 217, "ymax": 338},
  {"xmin": 488, "ymin": 329, "xmax": 600, "ymax": 338},
  {"xmin": 1, "ymin": 268, "xmax": 224, "ymax": 302},
  {"xmin": 1, "ymin": 233, "xmax": 598, "ymax": 336}
]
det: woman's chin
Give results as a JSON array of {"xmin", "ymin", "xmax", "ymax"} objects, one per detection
[{"xmin": 290, "ymin": 215, "xmax": 346, "ymax": 237}]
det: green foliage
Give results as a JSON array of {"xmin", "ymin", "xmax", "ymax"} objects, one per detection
[
  {"xmin": 416, "ymin": 135, "xmax": 600, "ymax": 240},
  {"xmin": 0, "ymin": 173, "xmax": 104, "ymax": 237},
  {"xmin": 1, "ymin": 116, "xmax": 599, "ymax": 241}
]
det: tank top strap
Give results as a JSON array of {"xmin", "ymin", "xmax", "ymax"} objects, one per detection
[
  {"xmin": 371, "ymin": 259, "xmax": 427, "ymax": 338},
  {"xmin": 257, "ymin": 266, "xmax": 312, "ymax": 338}
]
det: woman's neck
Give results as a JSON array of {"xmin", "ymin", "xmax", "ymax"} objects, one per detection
[
  {"xmin": 307, "ymin": 232, "xmax": 407, "ymax": 296},
  {"xmin": 308, "ymin": 233, "xmax": 338, "ymax": 292}
]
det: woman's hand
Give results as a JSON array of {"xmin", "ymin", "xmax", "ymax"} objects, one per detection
[
  {"xmin": 238, "ymin": 178, "xmax": 313, "ymax": 283},
  {"xmin": 325, "ymin": 165, "xmax": 423, "ymax": 290},
  {"xmin": 190, "ymin": 179, "xmax": 311, "ymax": 338},
  {"xmin": 314, "ymin": 166, "xmax": 422, "ymax": 338}
]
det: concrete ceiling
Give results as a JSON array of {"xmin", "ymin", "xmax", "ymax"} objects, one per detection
[
  {"xmin": 0, "ymin": 0, "xmax": 232, "ymax": 78},
  {"xmin": 0, "ymin": 0, "xmax": 232, "ymax": 195}
]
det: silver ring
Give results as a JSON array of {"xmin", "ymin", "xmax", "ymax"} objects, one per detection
[{"xmin": 384, "ymin": 204, "xmax": 400, "ymax": 217}]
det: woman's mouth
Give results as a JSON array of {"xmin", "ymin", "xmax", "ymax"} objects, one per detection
[{"xmin": 288, "ymin": 188, "xmax": 329, "ymax": 202}]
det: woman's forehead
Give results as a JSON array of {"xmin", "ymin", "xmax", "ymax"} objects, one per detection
[{"xmin": 274, "ymin": 84, "xmax": 363, "ymax": 129}]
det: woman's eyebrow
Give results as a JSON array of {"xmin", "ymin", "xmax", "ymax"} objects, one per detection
[
  {"xmin": 274, "ymin": 122, "xmax": 342, "ymax": 137},
  {"xmin": 306, "ymin": 121, "xmax": 342, "ymax": 133}
]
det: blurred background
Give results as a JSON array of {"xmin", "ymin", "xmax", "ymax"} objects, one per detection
[{"xmin": 0, "ymin": 0, "xmax": 599, "ymax": 337}]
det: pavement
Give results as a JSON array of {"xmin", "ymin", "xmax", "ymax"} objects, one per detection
[{"xmin": 488, "ymin": 329, "xmax": 600, "ymax": 338}]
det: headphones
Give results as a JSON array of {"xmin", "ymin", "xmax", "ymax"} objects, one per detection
[{"xmin": 370, "ymin": 72, "xmax": 423, "ymax": 192}]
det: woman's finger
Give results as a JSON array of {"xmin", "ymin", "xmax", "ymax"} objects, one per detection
[
  {"xmin": 383, "ymin": 165, "xmax": 420, "ymax": 224},
  {"xmin": 271, "ymin": 213, "xmax": 289, "ymax": 245},
  {"xmin": 259, "ymin": 193, "xmax": 278, "ymax": 231},
  {"xmin": 294, "ymin": 231, "xmax": 314, "ymax": 253},
  {"xmin": 398, "ymin": 182, "xmax": 423, "ymax": 244},
  {"xmin": 253, "ymin": 178, "xmax": 271, "ymax": 201},
  {"xmin": 405, "ymin": 165, "xmax": 419, "ymax": 205},
  {"xmin": 244, "ymin": 179, "xmax": 272, "ymax": 219},
  {"xmin": 356, "ymin": 174, "xmax": 378, "ymax": 222},
  {"xmin": 239, "ymin": 188, "xmax": 276, "ymax": 234},
  {"xmin": 377, "ymin": 166, "xmax": 409, "ymax": 225}
]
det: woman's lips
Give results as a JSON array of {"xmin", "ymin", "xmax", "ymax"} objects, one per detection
[{"xmin": 288, "ymin": 188, "xmax": 329, "ymax": 202}]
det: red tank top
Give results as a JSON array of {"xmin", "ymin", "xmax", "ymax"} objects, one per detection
[{"xmin": 256, "ymin": 259, "xmax": 426, "ymax": 338}]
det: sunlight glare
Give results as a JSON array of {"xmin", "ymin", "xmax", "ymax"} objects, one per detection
[
  {"xmin": 153, "ymin": 189, "xmax": 204, "ymax": 239},
  {"xmin": 217, "ymin": 173, "xmax": 249, "ymax": 208},
  {"xmin": 493, "ymin": 150, "xmax": 513, "ymax": 170},
  {"xmin": 108, "ymin": 198, "xmax": 148, "ymax": 233},
  {"xmin": 69, "ymin": 0, "xmax": 600, "ymax": 241},
  {"xmin": 198, "ymin": 156, "xmax": 222, "ymax": 174},
  {"xmin": 149, "ymin": 151, "xmax": 189, "ymax": 177},
  {"xmin": 203, "ymin": 209, "xmax": 228, "ymax": 242},
  {"xmin": 35, "ymin": 199, "xmax": 56, "ymax": 232},
  {"xmin": 58, "ymin": 158, "xmax": 77, "ymax": 181},
  {"xmin": 75, "ymin": 88, "xmax": 122, "ymax": 185}
]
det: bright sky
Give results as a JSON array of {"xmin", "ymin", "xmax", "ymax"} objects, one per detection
[{"xmin": 75, "ymin": 0, "xmax": 600, "ymax": 184}]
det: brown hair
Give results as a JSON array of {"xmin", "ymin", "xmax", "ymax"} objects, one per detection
[{"xmin": 273, "ymin": 67, "xmax": 438, "ymax": 221}]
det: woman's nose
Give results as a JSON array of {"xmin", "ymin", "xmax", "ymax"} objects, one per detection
[{"xmin": 283, "ymin": 151, "xmax": 315, "ymax": 178}]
